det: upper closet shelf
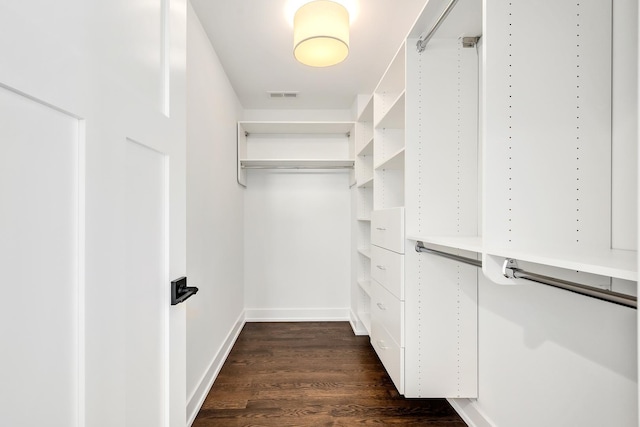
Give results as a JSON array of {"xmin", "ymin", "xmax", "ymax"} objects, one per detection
[
  {"xmin": 485, "ymin": 247, "xmax": 637, "ymax": 282},
  {"xmin": 240, "ymin": 159, "xmax": 354, "ymax": 169},
  {"xmin": 375, "ymin": 91, "xmax": 405, "ymax": 129},
  {"xmin": 240, "ymin": 121, "xmax": 354, "ymax": 135}
]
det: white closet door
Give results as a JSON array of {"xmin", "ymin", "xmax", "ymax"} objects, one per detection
[
  {"xmin": 124, "ymin": 140, "xmax": 169, "ymax": 426},
  {"xmin": 0, "ymin": 86, "xmax": 81, "ymax": 426}
]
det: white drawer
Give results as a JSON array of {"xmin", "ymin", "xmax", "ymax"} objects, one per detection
[
  {"xmin": 371, "ymin": 279, "xmax": 404, "ymax": 347},
  {"xmin": 371, "ymin": 245, "xmax": 404, "ymax": 300},
  {"xmin": 371, "ymin": 208, "xmax": 405, "ymax": 254},
  {"xmin": 371, "ymin": 318, "xmax": 404, "ymax": 394}
]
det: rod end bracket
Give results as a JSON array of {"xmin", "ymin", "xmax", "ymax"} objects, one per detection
[{"xmin": 503, "ymin": 258, "xmax": 519, "ymax": 279}]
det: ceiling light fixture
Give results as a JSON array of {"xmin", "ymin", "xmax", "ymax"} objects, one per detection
[{"xmin": 293, "ymin": 0, "xmax": 350, "ymax": 67}]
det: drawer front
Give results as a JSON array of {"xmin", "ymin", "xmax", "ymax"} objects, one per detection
[
  {"xmin": 371, "ymin": 208, "xmax": 405, "ymax": 254},
  {"xmin": 371, "ymin": 319, "xmax": 404, "ymax": 394},
  {"xmin": 371, "ymin": 280, "xmax": 403, "ymax": 346},
  {"xmin": 371, "ymin": 245, "xmax": 404, "ymax": 300}
]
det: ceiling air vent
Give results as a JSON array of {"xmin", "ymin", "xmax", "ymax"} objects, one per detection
[{"xmin": 268, "ymin": 91, "xmax": 299, "ymax": 99}]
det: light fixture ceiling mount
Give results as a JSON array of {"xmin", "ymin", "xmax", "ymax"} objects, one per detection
[{"xmin": 293, "ymin": 0, "xmax": 350, "ymax": 67}]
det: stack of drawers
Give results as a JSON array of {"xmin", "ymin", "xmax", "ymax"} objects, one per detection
[{"xmin": 370, "ymin": 207, "xmax": 404, "ymax": 393}]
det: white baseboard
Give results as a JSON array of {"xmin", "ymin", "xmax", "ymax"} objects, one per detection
[
  {"xmin": 244, "ymin": 307, "xmax": 350, "ymax": 322},
  {"xmin": 448, "ymin": 398, "xmax": 496, "ymax": 427},
  {"xmin": 186, "ymin": 312, "xmax": 246, "ymax": 427},
  {"xmin": 349, "ymin": 310, "xmax": 369, "ymax": 335}
]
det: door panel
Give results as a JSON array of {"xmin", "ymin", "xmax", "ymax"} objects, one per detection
[
  {"xmin": 0, "ymin": 86, "xmax": 81, "ymax": 426},
  {"xmin": 125, "ymin": 139, "xmax": 168, "ymax": 427}
]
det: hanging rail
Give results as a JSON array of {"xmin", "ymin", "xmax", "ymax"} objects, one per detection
[
  {"xmin": 416, "ymin": 0, "xmax": 460, "ymax": 53},
  {"xmin": 415, "ymin": 241, "xmax": 481, "ymax": 267},
  {"xmin": 241, "ymin": 165, "xmax": 354, "ymax": 170},
  {"xmin": 415, "ymin": 242, "xmax": 637, "ymax": 309},
  {"xmin": 502, "ymin": 259, "xmax": 637, "ymax": 309}
]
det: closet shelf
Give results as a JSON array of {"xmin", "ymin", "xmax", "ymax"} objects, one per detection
[
  {"xmin": 375, "ymin": 148, "xmax": 405, "ymax": 170},
  {"xmin": 357, "ymin": 176, "xmax": 374, "ymax": 188},
  {"xmin": 485, "ymin": 247, "xmax": 638, "ymax": 282},
  {"xmin": 240, "ymin": 159, "xmax": 354, "ymax": 169},
  {"xmin": 357, "ymin": 136, "xmax": 374, "ymax": 156},
  {"xmin": 358, "ymin": 279, "xmax": 372, "ymax": 296},
  {"xmin": 375, "ymin": 91, "xmax": 406, "ymax": 129},
  {"xmin": 357, "ymin": 217, "xmax": 371, "ymax": 222},
  {"xmin": 358, "ymin": 246, "xmax": 372, "ymax": 259},
  {"xmin": 407, "ymin": 235, "xmax": 483, "ymax": 254},
  {"xmin": 240, "ymin": 121, "xmax": 354, "ymax": 135}
]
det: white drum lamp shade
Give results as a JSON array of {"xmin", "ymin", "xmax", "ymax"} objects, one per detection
[{"xmin": 293, "ymin": 1, "xmax": 350, "ymax": 67}]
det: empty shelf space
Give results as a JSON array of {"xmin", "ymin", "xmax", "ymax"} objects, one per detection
[
  {"xmin": 358, "ymin": 246, "xmax": 372, "ymax": 259},
  {"xmin": 240, "ymin": 121, "xmax": 354, "ymax": 135},
  {"xmin": 357, "ymin": 137, "xmax": 374, "ymax": 156},
  {"xmin": 358, "ymin": 279, "xmax": 372, "ymax": 296},
  {"xmin": 375, "ymin": 91, "xmax": 405, "ymax": 129},
  {"xmin": 357, "ymin": 176, "xmax": 374, "ymax": 188},
  {"xmin": 375, "ymin": 148, "xmax": 405, "ymax": 170}
]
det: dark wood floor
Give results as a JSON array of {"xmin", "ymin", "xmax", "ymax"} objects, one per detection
[{"xmin": 193, "ymin": 322, "xmax": 467, "ymax": 427}]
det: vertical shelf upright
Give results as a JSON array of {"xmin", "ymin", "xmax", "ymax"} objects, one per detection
[{"xmin": 354, "ymin": 95, "xmax": 374, "ymax": 334}]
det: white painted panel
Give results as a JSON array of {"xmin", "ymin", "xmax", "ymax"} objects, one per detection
[
  {"xmin": 484, "ymin": 0, "xmax": 613, "ymax": 255},
  {"xmin": 472, "ymin": 273, "xmax": 637, "ymax": 427},
  {"xmin": 124, "ymin": 139, "xmax": 167, "ymax": 427},
  {"xmin": 405, "ymin": 38, "xmax": 479, "ymax": 239},
  {"xmin": 246, "ymin": 133, "xmax": 350, "ymax": 160},
  {"xmin": 611, "ymin": 0, "xmax": 638, "ymax": 251},
  {"xmin": 0, "ymin": 87, "xmax": 80, "ymax": 426},
  {"xmin": 404, "ymin": 247, "xmax": 478, "ymax": 398},
  {"xmin": 244, "ymin": 170, "xmax": 350, "ymax": 316}
]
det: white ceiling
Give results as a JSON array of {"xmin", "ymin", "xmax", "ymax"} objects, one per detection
[{"xmin": 190, "ymin": 0, "xmax": 429, "ymax": 110}]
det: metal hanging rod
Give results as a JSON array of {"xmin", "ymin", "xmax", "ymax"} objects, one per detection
[
  {"xmin": 416, "ymin": 0, "xmax": 460, "ymax": 53},
  {"xmin": 245, "ymin": 131, "xmax": 350, "ymax": 138},
  {"xmin": 503, "ymin": 259, "xmax": 637, "ymax": 309},
  {"xmin": 415, "ymin": 241, "xmax": 482, "ymax": 268},
  {"xmin": 241, "ymin": 165, "xmax": 353, "ymax": 170},
  {"xmin": 415, "ymin": 242, "xmax": 636, "ymax": 309}
]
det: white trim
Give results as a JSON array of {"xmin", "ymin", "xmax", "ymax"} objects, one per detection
[
  {"xmin": 244, "ymin": 308, "xmax": 350, "ymax": 322},
  {"xmin": 447, "ymin": 398, "xmax": 496, "ymax": 427},
  {"xmin": 186, "ymin": 312, "xmax": 246, "ymax": 427},
  {"xmin": 349, "ymin": 310, "xmax": 369, "ymax": 335},
  {"xmin": 77, "ymin": 119, "xmax": 86, "ymax": 427}
]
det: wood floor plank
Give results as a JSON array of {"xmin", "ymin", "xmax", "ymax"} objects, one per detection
[{"xmin": 193, "ymin": 322, "xmax": 467, "ymax": 427}]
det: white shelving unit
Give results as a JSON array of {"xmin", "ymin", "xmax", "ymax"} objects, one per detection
[
  {"xmin": 374, "ymin": 42, "xmax": 406, "ymax": 211},
  {"xmin": 352, "ymin": 97, "xmax": 375, "ymax": 335},
  {"xmin": 403, "ymin": 0, "xmax": 482, "ymax": 399},
  {"xmin": 237, "ymin": 121, "xmax": 355, "ymax": 187},
  {"xmin": 400, "ymin": 0, "xmax": 636, "ymax": 402},
  {"xmin": 482, "ymin": 0, "xmax": 637, "ymax": 287}
]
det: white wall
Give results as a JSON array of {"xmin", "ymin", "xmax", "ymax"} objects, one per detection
[
  {"xmin": 244, "ymin": 170, "xmax": 351, "ymax": 320},
  {"xmin": 186, "ymin": 2, "xmax": 245, "ymax": 423},
  {"xmin": 451, "ymin": 275, "xmax": 637, "ymax": 427}
]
